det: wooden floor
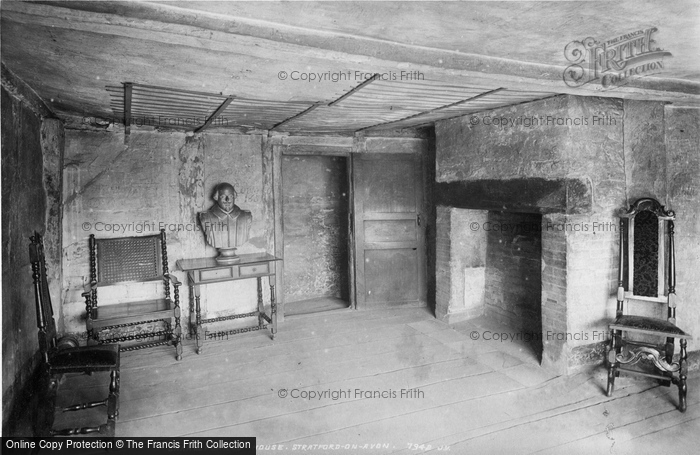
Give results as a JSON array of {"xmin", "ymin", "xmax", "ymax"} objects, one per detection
[
  {"xmin": 284, "ymin": 296, "xmax": 350, "ymax": 316},
  {"xmin": 54, "ymin": 307, "xmax": 698, "ymax": 454}
]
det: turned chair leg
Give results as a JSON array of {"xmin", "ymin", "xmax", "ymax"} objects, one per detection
[
  {"xmin": 659, "ymin": 337, "xmax": 675, "ymax": 387},
  {"xmin": 606, "ymin": 329, "xmax": 618, "ymax": 397},
  {"xmin": 679, "ymin": 339, "xmax": 688, "ymax": 412},
  {"xmin": 109, "ymin": 369, "xmax": 120, "ymax": 418}
]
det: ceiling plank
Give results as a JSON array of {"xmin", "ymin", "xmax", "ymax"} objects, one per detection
[
  {"xmin": 328, "ymin": 74, "xmax": 380, "ymax": 107},
  {"xmin": 3, "ymin": 4, "xmax": 698, "ymax": 120},
  {"xmin": 270, "ymin": 102, "xmax": 324, "ymax": 131},
  {"xmin": 358, "ymin": 88, "xmax": 506, "ymax": 132}
]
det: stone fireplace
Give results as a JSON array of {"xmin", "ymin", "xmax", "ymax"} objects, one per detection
[
  {"xmin": 433, "ymin": 94, "xmax": 632, "ymax": 374},
  {"xmin": 430, "ymin": 95, "xmax": 700, "ymax": 375}
]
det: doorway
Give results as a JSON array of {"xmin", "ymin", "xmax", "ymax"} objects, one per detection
[
  {"xmin": 281, "ymin": 155, "xmax": 351, "ymax": 315},
  {"xmin": 352, "ymin": 153, "xmax": 427, "ymax": 308}
]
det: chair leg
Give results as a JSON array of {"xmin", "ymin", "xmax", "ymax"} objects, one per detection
[
  {"xmin": 107, "ymin": 395, "xmax": 118, "ymax": 424},
  {"xmin": 109, "ymin": 369, "xmax": 120, "ymax": 418},
  {"xmin": 679, "ymin": 339, "xmax": 688, "ymax": 412},
  {"xmin": 189, "ymin": 285, "xmax": 196, "ymax": 337},
  {"xmin": 659, "ymin": 337, "xmax": 675, "ymax": 387},
  {"xmin": 606, "ymin": 329, "xmax": 618, "ymax": 397},
  {"xmin": 50, "ymin": 370, "xmax": 119, "ymax": 437},
  {"xmin": 35, "ymin": 374, "xmax": 58, "ymax": 436},
  {"xmin": 104, "ymin": 419, "xmax": 116, "ymax": 437},
  {"xmin": 606, "ymin": 366, "xmax": 615, "ymax": 397},
  {"xmin": 174, "ymin": 318, "xmax": 183, "ymax": 361}
]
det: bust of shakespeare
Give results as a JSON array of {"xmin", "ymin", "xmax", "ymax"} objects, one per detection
[{"xmin": 198, "ymin": 182, "xmax": 252, "ymax": 263}]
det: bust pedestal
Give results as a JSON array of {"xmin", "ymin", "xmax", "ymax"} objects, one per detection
[{"xmin": 215, "ymin": 247, "xmax": 240, "ymax": 264}]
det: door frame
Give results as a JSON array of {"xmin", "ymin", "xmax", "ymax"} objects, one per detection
[{"xmin": 272, "ymin": 144, "xmax": 356, "ymax": 318}]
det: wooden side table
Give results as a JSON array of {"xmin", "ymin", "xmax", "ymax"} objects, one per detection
[{"xmin": 176, "ymin": 253, "xmax": 281, "ymax": 354}]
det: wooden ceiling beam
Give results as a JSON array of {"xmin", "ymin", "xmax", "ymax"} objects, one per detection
[{"xmin": 31, "ymin": 1, "xmax": 700, "ymax": 97}]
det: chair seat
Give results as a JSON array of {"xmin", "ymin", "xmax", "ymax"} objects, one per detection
[
  {"xmin": 49, "ymin": 345, "xmax": 119, "ymax": 372},
  {"xmin": 610, "ymin": 315, "xmax": 692, "ymax": 339},
  {"xmin": 90, "ymin": 298, "xmax": 174, "ymax": 327}
]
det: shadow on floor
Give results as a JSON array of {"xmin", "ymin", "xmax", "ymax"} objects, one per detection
[{"xmin": 284, "ymin": 296, "xmax": 350, "ymax": 317}]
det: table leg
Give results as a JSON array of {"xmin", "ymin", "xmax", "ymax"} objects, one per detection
[
  {"xmin": 257, "ymin": 277, "xmax": 264, "ymax": 329},
  {"xmin": 188, "ymin": 281, "xmax": 195, "ymax": 337},
  {"xmin": 270, "ymin": 275, "xmax": 277, "ymax": 340},
  {"xmin": 194, "ymin": 284, "xmax": 203, "ymax": 355}
]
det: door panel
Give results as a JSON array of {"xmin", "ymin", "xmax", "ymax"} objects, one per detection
[
  {"xmin": 361, "ymin": 160, "xmax": 417, "ymax": 212},
  {"xmin": 364, "ymin": 249, "xmax": 420, "ymax": 303},
  {"xmin": 353, "ymin": 153, "xmax": 426, "ymax": 308},
  {"xmin": 364, "ymin": 220, "xmax": 416, "ymax": 243}
]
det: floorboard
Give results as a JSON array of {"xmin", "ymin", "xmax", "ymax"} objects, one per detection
[
  {"xmin": 284, "ymin": 296, "xmax": 350, "ymax": 316},
  {"xmin": 42, "ymin": 307, "xmax": 697, "ymax": 453}
]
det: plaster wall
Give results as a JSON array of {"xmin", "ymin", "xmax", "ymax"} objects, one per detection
[
  {"xmin": 62, "ymin": 130, "xmax": 268, "ymax": 339},
  {"xmin": 61, "ymin": 130, "xmax": 432, "ymax": 338},
  {"xmin": 1, "ymin": 84, "xmax": 64, "ymax": 431},
  {"xmin": 664, "ymin": 107, "xmax": 700, "ymax": 355}
]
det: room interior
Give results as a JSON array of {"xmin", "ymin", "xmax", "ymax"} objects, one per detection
[{"xmin": 2, "ymin": 0, "xmax": 699, "ymax": 450}]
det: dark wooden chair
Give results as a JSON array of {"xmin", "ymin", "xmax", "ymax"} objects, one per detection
[
  {"xmin": 83, "ymin": 229, "xmax": 183, "ymax": 360},
  {"xmin": 30, "ymin": 232, "xmax": 120, "ymax": 436},
  {"xmin": 607, "ymin": 198, "xmax": 691, "ymax": 412}
]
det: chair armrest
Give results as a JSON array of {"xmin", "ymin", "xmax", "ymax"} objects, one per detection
[{"xmin": 165, "ymin": 274, "xmax": 181, "ymax": 286}]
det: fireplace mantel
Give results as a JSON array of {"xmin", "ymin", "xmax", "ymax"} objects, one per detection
[{"xmin": 435, "ymin": 178, "xmax": 592, "ymax": 215}]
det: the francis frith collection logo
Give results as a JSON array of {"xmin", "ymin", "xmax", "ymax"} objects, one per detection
[{"xmin": 563, "ymin": 27, "xmax": 672, "ymax": 89}]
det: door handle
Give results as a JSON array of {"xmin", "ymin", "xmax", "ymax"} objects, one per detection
[{"xmin": 417, "ymin": 214, "xmax": 421, "ymax": 226}]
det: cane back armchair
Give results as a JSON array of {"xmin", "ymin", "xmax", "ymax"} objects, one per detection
[
  {"xmin": 83, "ymin": 229, "xmax": 182, "ymax": 360},
  {"xmin": 607, "ymin": 198, "xmax": 691, "ymax": 412},
  {"xmin": 30, "ymin": 232, "xmax": 120, "ymax": 436}
]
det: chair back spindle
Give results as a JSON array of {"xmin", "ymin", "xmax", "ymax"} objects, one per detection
[{"xmin": 29, "ymin": 233, "xmax": 57, "ymax": 362}]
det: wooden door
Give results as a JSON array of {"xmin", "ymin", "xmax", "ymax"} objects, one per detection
[{"xmin": 353, "ymin": 153, "xmax": 426, "ymax": 308}]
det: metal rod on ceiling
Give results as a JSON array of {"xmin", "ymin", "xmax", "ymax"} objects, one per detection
[
  {"xmin": 131, "ymin": 82, "xmax": 227, "ymax": 99},
  {"xmin": 194, "ymin": 96, "xmax": 235, "ymax": 133},
  {"xmin": 269, "ymin": 102, "xmax": 323, "ymax": 131},
  {"xmin": 328, "ymin": 73, "xmax": 381, "ymax": 107},
  {"xmin": 270, "ymin": 74, "xmax": 380, "ymax": 131},
  {"xmin": 123, "ymin": 82, "xmax": 133, "ymax": 143}
]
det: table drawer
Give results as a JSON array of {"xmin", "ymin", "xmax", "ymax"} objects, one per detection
[
  {"xmin": 199, "ymin": 268, "xmax": 234, "ymax": 282},
  {"xmin": 240, "ymin": 263, "xmax": 269, "ymax": 276}
]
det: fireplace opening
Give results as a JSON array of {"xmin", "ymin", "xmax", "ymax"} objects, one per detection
[
  {"xmin": 436, "ymin": 207, "xmax": 544, "ymax": 364},
  {"xmin": 483, "ymin": 211, "xmax": 543, "ymax": 362}
]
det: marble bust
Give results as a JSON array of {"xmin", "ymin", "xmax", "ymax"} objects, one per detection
[{"xmin": 198, "ymin": 182, "xmax": 252, "ymax": 263}]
